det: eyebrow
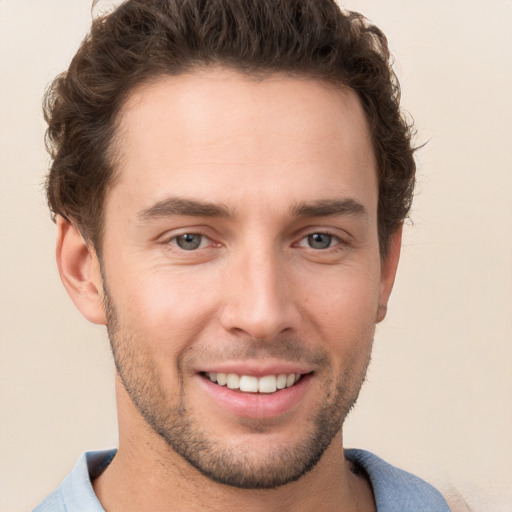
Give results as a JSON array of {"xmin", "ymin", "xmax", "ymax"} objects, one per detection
[
  {"xmin": 138, "ymin": 197, "xmax": 232, "ymax": 220},
  {"xmin": 291, "ymin": 198, "xmax": 367, "ymax": 218},
  {"xmin": 137, "ymin": 196, "xmax": 367, "ymax": 222}
]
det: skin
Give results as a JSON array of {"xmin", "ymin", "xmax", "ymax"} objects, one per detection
[{"xmin": 57, "ymin": 68, "xmax": 402, "ymax": 511}]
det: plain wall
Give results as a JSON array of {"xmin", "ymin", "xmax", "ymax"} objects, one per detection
[{"xmin": 1, "ymin": 1, "xmax": 511, "ymax": 511}]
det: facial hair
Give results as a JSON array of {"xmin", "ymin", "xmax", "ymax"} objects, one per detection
[{"xmin": 103, "ymin": 285, "xmax": 372, "ymax": 489}]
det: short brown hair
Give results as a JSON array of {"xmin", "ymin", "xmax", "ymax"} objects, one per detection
[{"xmin": 44, "ymin": 0, "xmax": 416, "ymax": 256}]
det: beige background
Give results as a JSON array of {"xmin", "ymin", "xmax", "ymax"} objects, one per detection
[{"xmin": 1, "ymin": 1, "xmax": 511, "ymax": 511}]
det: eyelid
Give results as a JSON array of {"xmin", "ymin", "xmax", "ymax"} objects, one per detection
[
  {"xmin": 157, "ymin": 224, "xmax": 213, "ymax": 241},
  {"xmin": 293, "ymin": 225, "xmax": 349, "ymax": 242}
]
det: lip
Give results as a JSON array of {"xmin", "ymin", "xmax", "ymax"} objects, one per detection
[
  {"xmin": 197, "ymin": 360, "xmax": 314, "ymax": 377},
  {"xmin": 196, "ymin": 371, "xmax": 313, "ymax": 419}
]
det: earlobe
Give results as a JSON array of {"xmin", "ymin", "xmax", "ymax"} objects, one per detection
[
  {"xmin": 56, "ymin": 216, "xmax": 107, "ymax": 325},
  {"xmin": 376, "ymin": 225, "xmax": 403, "ymax": 323}
]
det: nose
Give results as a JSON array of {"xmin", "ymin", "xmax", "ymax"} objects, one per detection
[{"xmin": 219, "ymin": 247, "xmax": 301, "ymax": 341}]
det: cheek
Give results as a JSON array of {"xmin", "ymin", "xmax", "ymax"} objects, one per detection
[
  {"xmin": 298, "ymin": 263, "xmax": 381, "ymax": 355},
  {"xmin": 303, "ymin": 266, "xmax": 381, "ymax": 322},
  {"xmin": 107, "ymin": 264, "xmax": 220, "ymax": 354}
]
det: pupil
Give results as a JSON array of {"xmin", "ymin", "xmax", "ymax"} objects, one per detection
[
  {"xmin": 308, "ymin": 233, "xmax": 331, "ymax": 249},
  {"xmin": 177, "ymin": 234, "xmax": 201, "ymax": 250}
]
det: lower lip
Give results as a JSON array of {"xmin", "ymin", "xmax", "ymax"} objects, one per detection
[{"xmin": 197, "ymin": 374, "xmax": 312, "ymax": 419}]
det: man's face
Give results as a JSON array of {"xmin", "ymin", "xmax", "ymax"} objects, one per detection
[{"xmin": 97, "ymin": 69, "xmax": 396, "ymax": 488}]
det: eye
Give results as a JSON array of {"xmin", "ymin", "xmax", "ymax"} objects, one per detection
[
  {"xmin": 299, "ymin": 233, "xmax": 338, "ymax": 250},
  {"xmin": 170, "ymin": 233, "xmax": 208, "ymax": 251}
]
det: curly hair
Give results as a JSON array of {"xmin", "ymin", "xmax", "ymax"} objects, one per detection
[{"xmin": 44, "ymin": 0, "xmax": 416, "ymax": 256}]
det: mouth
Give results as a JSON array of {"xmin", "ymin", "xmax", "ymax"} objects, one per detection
[
  {"xmin": 203, "ymin": 372, "xmax": 303, "ymax": 394},
  {"xmin": 198, "ymin": 368, "xmax": 313, "ymax": 419}
]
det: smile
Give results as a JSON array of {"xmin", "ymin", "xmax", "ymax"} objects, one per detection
[{"xmin": 204, "ymin": 372, "xmax": 302, "ymax": 394}]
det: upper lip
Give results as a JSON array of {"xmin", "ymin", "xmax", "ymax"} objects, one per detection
[{"xmin": 196, "ymin": 360, "xmax": 314, "ymax": 377}]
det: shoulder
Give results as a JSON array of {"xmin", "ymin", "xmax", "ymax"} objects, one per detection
[
  {"xmin": 33, "ymin": 450, "xmax": 116, "ymax": 512},
  {"xmin": 345, "ymin": 449, "xmax": 451, "ymax": 512}
]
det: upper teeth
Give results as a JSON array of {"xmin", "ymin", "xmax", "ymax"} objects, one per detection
[{"xmin": 206, "ymin": 372, "xmax": 301, "ymax": 393}]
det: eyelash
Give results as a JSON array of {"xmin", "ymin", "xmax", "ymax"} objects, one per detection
[
  {"xmin": 166, "ymin": 232, "xmax": 216, "ymax": 251},
  {"xmin": 163, "ymin": 230, "xmax": 346, "ymax": 253},
  {"xmin": 295, "ymin": 232, "xmax": 343, "ymax": 251}
]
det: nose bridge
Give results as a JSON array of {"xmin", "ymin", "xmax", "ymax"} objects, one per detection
[{"xmin": 220, "ymin": 237, "xmax": 299, "ymax": 340}]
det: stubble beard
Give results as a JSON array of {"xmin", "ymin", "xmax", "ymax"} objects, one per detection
[{"xmin": 103, "ymin": 288, "xmax": 372, "ymax": 490}]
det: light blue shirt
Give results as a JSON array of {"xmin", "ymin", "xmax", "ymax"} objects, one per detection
[{"xmin": 34, "ymin": 448, "xmax": 450, "ymax": 511}]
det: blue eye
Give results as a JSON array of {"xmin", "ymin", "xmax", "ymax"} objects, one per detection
[
  {"xmin": 173, "ymin": 233, "xmax": 205, "ymax": 250},
  {"xmin": 307, "ymin": 233, "xmax": 334, "ymax": 249}
]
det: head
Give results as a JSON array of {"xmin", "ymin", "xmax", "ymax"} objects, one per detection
[
  {"xmin": 44, "ymin": 0, "xmax": 415, "ymax": 258},
  {"xmin": 47, "ymin": 0, "xmax": 415, "ymax": 492}
]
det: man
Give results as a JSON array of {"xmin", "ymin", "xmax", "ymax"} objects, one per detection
[{"xmin": 35, "ymin": 0, "xmax": 450, "ymax": 510}]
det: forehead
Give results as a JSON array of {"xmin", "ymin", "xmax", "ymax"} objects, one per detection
[{"xmin": 109, "ymin": 68, "xmax": 377, "ymax": 217}]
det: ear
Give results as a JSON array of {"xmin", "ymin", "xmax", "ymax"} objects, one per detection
[
  {"xmin": 376, "ymin": 225, "xmax": 403, "ymax": 323},
  {"xmin": 56, "ymin": 216, "xmax": 107, "ymax": 325}
]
